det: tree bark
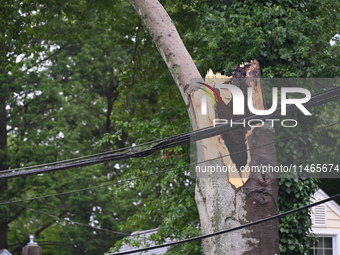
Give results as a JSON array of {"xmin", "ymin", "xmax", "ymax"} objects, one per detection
[
  {"xmin": 129, "ymin": 1, "xmax": 279, "ymax": 254},
  {"xmin": 192, "ymin": 62, "xmax": 279, "ymax": 254},
  {"xmin": 128, "ymin": 0, "xmax": 203, "ymax": 108}
]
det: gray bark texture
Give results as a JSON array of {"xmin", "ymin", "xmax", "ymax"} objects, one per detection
[{"xmin": 129, "ymin": 1, "xmax": 280, "ymax": 254}]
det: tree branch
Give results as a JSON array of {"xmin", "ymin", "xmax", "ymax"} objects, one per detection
[{"xmin": 128, "ymin": 0, "xmax": 202, "ymax": 105}]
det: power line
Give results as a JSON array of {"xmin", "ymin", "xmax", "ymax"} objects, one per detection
[
  {"xmin": 1, "ymin": 120, "xmax": 338, "ymax": 206},
  {"xmin": 6, "ymin": 202, "xmax": 165, "ymax": 237},
  {"xmin": 0, "ymin": 168, "xmax": 175, "ymax": 206},
  {"xmin": 1, "ymin": 86, "xmax": 339, "ymax": 179},
  {"xmin": 7, "ymin": 201, "xmax": 130, "ymax": 236},
  {"xmin": 0, "ymin": 129, "xmax": 192, "ymax": 173},
  {"xmin": 110, "ymin": 193, "xmax": 340, "ymax": 255}
]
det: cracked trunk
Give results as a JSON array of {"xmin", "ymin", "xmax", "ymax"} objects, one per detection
[
  {"xmin": 129, "ymin": 1, "xmax": 279, "ymax": 254},
  {"xmin": 192, "ymin": 61, "xmax": 279, "ymax": 255}
]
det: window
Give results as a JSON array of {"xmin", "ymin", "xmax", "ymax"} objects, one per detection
[{"xmin": 309, "ymin": 237, "xmax": 333, "ymax": 255}]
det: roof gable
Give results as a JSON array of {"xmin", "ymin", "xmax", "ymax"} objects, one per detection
[
  {"xmin": 312, "ymin": 189, "xmax": 340, "ymax": 217},
  {"xmin": 117, "ymin": 228, "xmax": 171, "ymax": 255},
  {"xmin": 0, "ymin": 249, "xmax": 12, "ymax": 255}
]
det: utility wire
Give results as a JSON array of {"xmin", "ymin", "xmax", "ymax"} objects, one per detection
[
  {"xmin": 1, "ymin": 86, "xmax": 338, "ymax": 173},
  {"xmin": 1, "ymin": 86, "xmax": 339, "ymax": 179},
  {"xmin": 7, "ymin": 201, "xmax": 161, "ymax": 237},
  {"xmin": 1, "ymin": 120, "xmax": 338, "ymax": 206},
  {"xmin": 7, "ymin": 201, "xmax": 130, "ymax": 236},
  {"xmin": 0, "ymin": 130, "xmax": 192, "ymax": 173},
  {"xmin": 110, "ymin": 193, "xmax": 340, "ymax": 255}
]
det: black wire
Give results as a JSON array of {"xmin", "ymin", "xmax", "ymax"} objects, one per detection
[
  {"xmin": 0, "ymin": 168, "xmax": 175, "ymax": 206},
  {"xmin": 1, "ymin": 120, "xmax": 338, "ymax": 206},
  {"xmin": 110, "ymin": 193, "xmax": 340, "ymax": 255},
  {"xmin": 1, "ymin": 86, "xmax": 336, "ymax": 173},
  {"xmin": 0, "ymin": 88, "xmax": 338, "ymax": 247},
  {"xmin": 0, "ymin": 130, "xmax": 192, "ymax": 173},
  {"xmin": 1, "ymin": 86, "xmax": 339, "ymax": 179},
  {"xmin": 5, "ymin": 201, "xmax": 130, "ymax": 236}
]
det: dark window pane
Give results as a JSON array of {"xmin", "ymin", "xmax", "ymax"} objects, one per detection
[
  {"xmin": 324, "ymin": 237, "xmax": 332, "ymax": 248},
  {"xmin": 324, "ymin": 250, "xmax": 332, "ymax": 255},
  {"xmin": 315, "ymin": 248, "xmax": 323, "ymax": 255},
  {"xmin": 316, "ymin": 237, "xmax": 323, "ymax": 248}
]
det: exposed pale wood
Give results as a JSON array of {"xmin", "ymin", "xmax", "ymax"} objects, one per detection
[
  {"xmin": 191, "ymin": 71, "xmax": 249, "ymax": 188},
  {"xmin": 129, "ymin": 1, "xmax": 279, "ymax": 254}
]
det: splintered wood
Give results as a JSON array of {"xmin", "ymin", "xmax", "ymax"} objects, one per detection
[{"xmin": 191, "ymin": 61, "xmax": 265, "ymax": 188}]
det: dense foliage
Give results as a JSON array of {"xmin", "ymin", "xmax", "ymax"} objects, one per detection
[{"xmin": 0, "ymin": 0, "xmax": 338, "ymax": 255}]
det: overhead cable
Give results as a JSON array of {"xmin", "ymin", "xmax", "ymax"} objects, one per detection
[
  {"xmin": 0, "ymin": 130, "xmax": 190, "ymax": 173},
  {"xmin": 110, "ymin": 193, "xmax": 340, "ymax": 254},
  {"xmin": 1, "ymin": 86, "xmax": 339, "ymax": 180},
  {"xmin": 0, "ymin": 121, "xmax": 338, "ymax": 206},
  {"xmin": 6, "ymin": 201, "xmax": 130, "ymax": 236}
]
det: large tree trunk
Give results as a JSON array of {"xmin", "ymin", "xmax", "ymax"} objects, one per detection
[
  {"xmin": 129, "ymin": 1, "xmax": 279, "ymax": 254},
  {"xmin": 192, "ymin": 62, "xmax": 279, "ymax": 255}
]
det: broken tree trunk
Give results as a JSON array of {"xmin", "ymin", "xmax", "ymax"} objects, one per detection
[
  {"xmin": 129, "ymin": 0, "xmax": 280, "ymax": 254},
  {"xmin": 192, "ymin": 61, "xmax": 279, "ymax": 255}
]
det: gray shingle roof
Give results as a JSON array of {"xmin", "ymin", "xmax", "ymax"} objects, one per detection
[{"xmin": 117, "ymin": 228, "xmax": 171, "ymax": 255}]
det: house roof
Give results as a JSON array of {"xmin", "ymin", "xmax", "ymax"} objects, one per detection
[
  {"xmin": 117, "ymin": 228, "xmax": 172, "ymax": 255},
  {"xmin": 0, "ymin": 249, "xmax": 12, "ymax": 255},
  {"xmin": 312, "ymin": 189, "xmax": 340, "ymax": 217},
  {"xmin": 117, "ymin": 189, "xmax": 340, "ymax": 254}
]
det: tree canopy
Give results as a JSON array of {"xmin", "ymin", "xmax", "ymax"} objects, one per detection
[{"xmin": 0, "ymin": 0, "xmax": 339, "ymax": 254}]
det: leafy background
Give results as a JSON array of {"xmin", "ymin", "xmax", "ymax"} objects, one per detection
[{"xmin": 0, "ymin": 0, "xmax": 339, "ymax": 254}]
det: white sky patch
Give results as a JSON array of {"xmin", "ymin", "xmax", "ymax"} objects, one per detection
[
  {"xmin": 13, "ymin": 92, "xmax": 24, "ymax": 106},
  {"xmin": 16, "ymin": 100, "xmax": 24, "ymax": 106},
  {"xmin": 56, "ymin": 131, "xmax": 64, "ymax": 139},
  {"xmin": 92, "ymin": 206, "xmax": 102, "ymax": 214},
  {"xmin": 90, "ymin": 206, "xmax": 103, "ymax": 228},
  {"xmin": 16, "ymin": 54, "xmax": 26, "ymax": 63},
  {"xmin": 27, "ymin": 92, "xmax": 35, "ymax": 99},
  {"xmin": 89, "ymin": 215, "xmax": 99, "ymax": 227},
  {"xmin": 132, "ymin": 200, "xmax": 142, "ymax": 206},
  {"xmin": 330, "ymin": 34, "xmax": 340, "ymax": 46},
  {"xmin": 15, "ymin": 40, "xmax": 61, "ymax": 72},
  {"xmin": 12, "ymin": 89, "xmax": 42, "ymax": 106}
]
